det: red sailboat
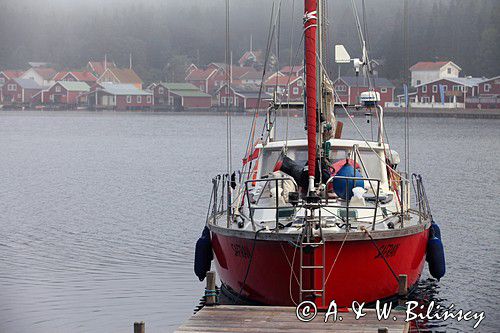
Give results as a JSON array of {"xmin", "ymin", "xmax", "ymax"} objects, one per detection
[{"xmin": 196, "ymin": 0, "xmax": 444, "ymax": 309}]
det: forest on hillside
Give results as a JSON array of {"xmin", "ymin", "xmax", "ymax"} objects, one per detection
[{"xmin": 0, "ymin": 0, "xmax": 498, "ymax": 84}]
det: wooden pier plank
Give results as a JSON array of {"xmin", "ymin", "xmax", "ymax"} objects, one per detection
[{"xmin": 175, "ymin": 305, "xmax": 409, "ymax": 333}]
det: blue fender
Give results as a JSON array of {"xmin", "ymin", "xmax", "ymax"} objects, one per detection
[
  {"xmin": 194, "ymin": 226, "xmax": 213, "ymax": 281},
  {"xmin": 426, "ymin": 222, "xmax": 445, "ymax": 281}
]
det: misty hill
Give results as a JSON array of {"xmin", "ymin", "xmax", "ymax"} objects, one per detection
[{"xmin": 0, "ymin": 0, "xmax": 498, "ymax": 84}]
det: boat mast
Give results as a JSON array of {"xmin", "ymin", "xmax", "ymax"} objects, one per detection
[{"xmin": 304, "ymin": 0, "xmax": 318, "ymax": 193}]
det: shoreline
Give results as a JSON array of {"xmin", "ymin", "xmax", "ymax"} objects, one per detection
[{"xmin": 1, "ymin": 107, "xmax": 499, "ymax": 119}]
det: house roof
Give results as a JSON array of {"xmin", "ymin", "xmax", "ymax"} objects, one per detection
[
  {"xmin": 240, "ymin": 70, "xmax": 263, "ymax": 80},
  {"xmin": 415, "ymin": 77, "xmax": 484, "ymax": 88},
  {"xmin": 105, "ymin": 68, "xmax": 142, "ymax": 84},
  {"xmin": 160, "ymin": 82, "xmax": 200, "ymax": 91},
  {"xmin": 1, "ymin": 70, "xmax": 24, "ymax": 79},
  {"xmin": 99, "ymin": 83, "xmax": 151, "ymax": 96},
  {"xmin": 13, "ymin": 78, "xmax": 42, "ymax": 90},
  {"xmin": 56, "ymin": 81, "xmax": 90, "ymax": 91},
  {"xmin": 239, "ymin": 50, "xmax": 265, "ymax": 65},
  {"xmin": 409, "ymin": 61, "xmax": 461, "ymax": 72},
  {"xmin": 280, "ymin": 65, "xmax": 303, "ymax": 74},
  {"xmin": 336, "ymin": 76, "xmax": 395, "ymax": 88},
  {"xmin": 33, "ymin": 67, "xmax": 57, "ymax": 80},
  {"xmin": 170, "ymin": 89, "xmax": 211, "ymax": 98},
  {"xmin": 28, "ymin": 62, "xmax": 51, "ymax": 68},
  {"xmin": 219, "ymin": 83, "xmax": 271, "ymax": 99},
  {"xmin": 88, "ymin": 61, "xmax": 116, "ymax": 76},
  {"xmin": 55, "ymin": 71, "xmax": 97, "ymax": 82},
  {"xmin": 264, "ymin": 75, "xmax": 301, "ymax": 86},
  {"xmin": 185, "ymin": 68, "xmax": 217, "ymax": 81}
]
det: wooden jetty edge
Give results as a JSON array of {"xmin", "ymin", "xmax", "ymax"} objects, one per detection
[
  {"xmin": 175, "ymin": 305, "xmax": 409, "ymax": 333},
  {"xmin": 172, "ymin": 272, "xmax": 409, "ymax": 333}
]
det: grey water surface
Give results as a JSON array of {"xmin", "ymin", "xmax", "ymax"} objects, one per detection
[{"xmin": 0, "ymin": 111, "xmax": 498, "ymax": 332}]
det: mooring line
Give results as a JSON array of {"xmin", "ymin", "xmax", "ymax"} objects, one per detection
[{"xmin": 360, "ymin": 226, "xmax": 399, "ymax": 283}]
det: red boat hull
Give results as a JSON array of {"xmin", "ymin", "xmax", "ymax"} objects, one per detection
[{"xmin": 211, "ymin": 228, "xmax": 429, "ymax": 308}]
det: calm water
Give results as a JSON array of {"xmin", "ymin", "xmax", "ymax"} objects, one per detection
[{"xmin": 0, "ymin": 111, "xmax": 498, "ymax": 332}]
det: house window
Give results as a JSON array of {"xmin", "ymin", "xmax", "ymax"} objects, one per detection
[
  {"xmin": 423, "ymin": 97, "xmax": 430, "ymax": 103},
  {"xmin": 442, "ymin": 85, "xmax": 448, "ymax": 92},
  {"xmin": 146, "ymin": 95, "xmax": 152, "ymax": 103},
  {"xmin": 137, "ymin": 96, "xmax": 142, "ymax": 103},
  {"xmin": 293, "ymin": 87, "xmax": 299, "ymax": 95},
  {"xmin": 229, "ymin": 97, "xmax": 233, "ymax": 106},
  {"xmin": 234, "ymin": 98, "xmax": 239, "ymax": 107},
  {"xmin": 416, "ymin": 80, "xmax": 421, "ymax": 85},
  {"xmin": 432, "ymin": 85, "xmax": 438, "ymax": 93},
  {"xmin": 380, "ymin": 87, "xmax": 387, "ymax": 93},
  {"xmin": 335, "ymin": 85, "xmax": 346, "ymax": 92},
  {"xmin": 126, "ymin": 95, "xmax": 132, "ymax": 103},
  {"xmin": 484, "ymin": 84, "xmax": 491, "ymax": 92},
  {"xmin": 422, "ymin": 85, "xmax": 427, "ymax": 93},
  {"xmin": 447, "ymin": 68, "xmax": 452, "ymax": 74},
  {"xmin": 158, "ymin": 87, "xmax": 164, "ymax": 94},
  {"xmin": 7, "ymin": 84, "xmax": 17, "ymax": 91},
  {"xmin": 221, "ymin": 96, "xmax": 226, "ymax": 105},
  {"xmin": 55, "ymin": 86, "xmax": 61, "ymax": 93},
  {"xmin": 169, "ymin": 96, "xmax": 174, "ymax": 105}
]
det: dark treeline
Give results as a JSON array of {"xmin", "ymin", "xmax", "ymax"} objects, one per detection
[{"xmin": 0, "ymin": 0, "xmax": 498, "ymax": 83}]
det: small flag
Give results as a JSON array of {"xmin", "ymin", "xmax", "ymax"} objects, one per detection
[{"xmin": 439, "ymin": 84, "xmax": 445, "ymax": 105}]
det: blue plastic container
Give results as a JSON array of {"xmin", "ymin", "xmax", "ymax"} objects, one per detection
[{"xmin": 332, "ymin": 164, "xmax": 364, "ymax": 200}]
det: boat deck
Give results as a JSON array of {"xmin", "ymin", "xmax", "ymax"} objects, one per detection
[{"xmin": 175, "ymin": 305, "xmax": 409, "ymax": 333}]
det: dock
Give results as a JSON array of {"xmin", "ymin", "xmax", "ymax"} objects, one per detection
[{"xmin": 175, "ymin": 305, "xmax": 409, "ymax": 333}]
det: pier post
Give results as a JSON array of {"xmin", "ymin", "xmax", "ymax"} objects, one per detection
[
  {"xmin": 134, "ymin": 321, "xmax": 145, "ymax": 333},
  {"xmin": 206, "ymin": 271, "xmax": 217, "ymax": 306},
  {"xmin": 398, "ymin": 274, "xmax": 408, "ymax": 305}
]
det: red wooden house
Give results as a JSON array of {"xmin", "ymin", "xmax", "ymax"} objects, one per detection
[
  {"xmin": 280, "ymin": 65, "xmax": 304, "ymax": 77},
  {"xmin": 413, "ymin": 77, "xmax": 483, "ymax": 106},
  {"xmin": 466, "ymin": 76, "xmax": 500, "ymax": 109},
  {"xmin": 1, "ymin": 78, "xmax": 41, "ymax": 105},
  {"xmin": 53, "ymin": 71, "xmax": 97, "ymax": 86},
  {"xmin": 185, "ymin": 68, "xmax": 218, "ymax": 94},
  {"xmin": 333, "ymin": 76, "xmax": 395, "ymax": 106},
  {"xmin": 263, "ymin": 75, "xmax": 304, "ymax": 101},
  {"xmin": 215, "ymin": 83, "xmax": 271, "ymax": 111},
  {"xmin": 85, "ymin": 83, "xmax": 153, "ymax": 111},
  {"xmin": 148, "ymin": 82, "xmax": 211, "ymax": 109},
  {"xmin": 35, "ymin": 81, "xmax": 90, "ymax": 106},
  {"xmin": 0, "ymin": 70, "xmax": 24, "ymax": 86}
]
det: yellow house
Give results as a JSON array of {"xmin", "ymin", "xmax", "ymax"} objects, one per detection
[{"xmin": 97, "ymin": 68, "xmax": 143, "ymax": 89}]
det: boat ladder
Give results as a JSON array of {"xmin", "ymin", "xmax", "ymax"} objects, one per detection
[{"xmin": 298, "ymin": 212, "xmax": 327, "ymax": 308}]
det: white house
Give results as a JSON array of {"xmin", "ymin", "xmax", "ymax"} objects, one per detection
[
  {"xmin": 21, "ymin": 67, "xmax": 57, "ymax": 87},
  {"xmin": 409, "ymin": 61, "xmax": 461, "ymax": 87}
]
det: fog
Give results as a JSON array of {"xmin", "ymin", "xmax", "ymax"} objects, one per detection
[{"xmin": 0, "ymin": 0, "xmax": 498, "ymax": 82}]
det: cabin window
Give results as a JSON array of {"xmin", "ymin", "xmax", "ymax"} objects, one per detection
[
  {"xmin": 416, "ymin": 80, "xmax": 421, "ymax": 85},
  {"xmin": 126, "ymin": 95, "xmax": 132, "ymax": 103},
  {"xmin": 484, "ymin": 84, "xmax": 491, "ymax": 92},
  {"xmin": 447, "ymin": 68, "xmax": 452, "ymax": 74},
  {"xmin": 380, "ymin": 87, "xmax": 387, "ymax": 93},
  {"xmin": 55, "ymin": 86, "xmax": 61, "ymax": 93},
  {"xmin": 358, "ymin": 150, "xmax": 384, "ymax": 181},
  {"xmin": 158, "ymin": 87, "xmax": 164, "ymax": 94},
  {"xmin": 432, "ymin": 85, "xmax": 438, "ymax": 93},
  {"xmin": 221, "ymin": 96, "xmax": 226, "ymax": 105},
  {"xmin": 423, "ymin": 97, "xmax": 430, "ymax": 103},
  {"xmin": 137, "ymin": 96, "xmax": 142, "ymax": 103},
  {"xmin": 146, "ymin": 95, "xmax": 152, "ymax": 103},
  {"xmin": 422, "ymin": 85, "xmax": 427, "ymax": 93},
  {"xmin": 7, "ymin": 84, "xmax": 17, "ymax": 91}
]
